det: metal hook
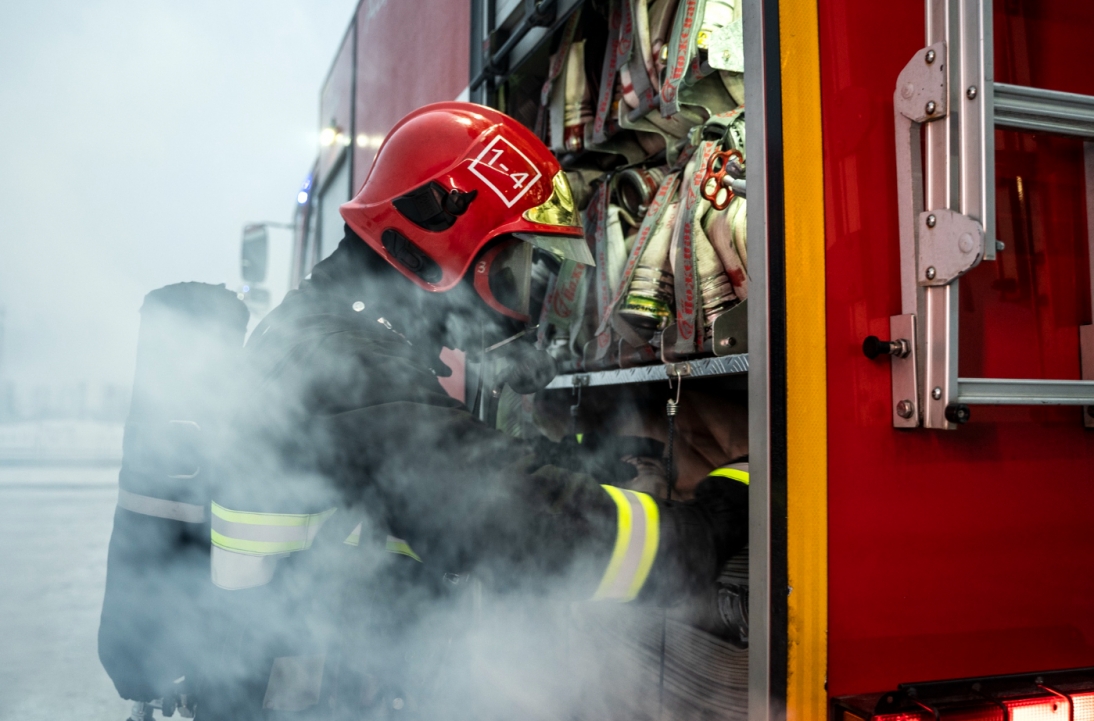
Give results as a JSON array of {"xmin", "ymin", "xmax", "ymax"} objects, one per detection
[{"xmin": 569, "ymin": 381, "xmax": 584, "ymax": 436}]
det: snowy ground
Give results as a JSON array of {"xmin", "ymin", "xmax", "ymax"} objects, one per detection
[
  {"xmin": 0, "ymin": 465, "xmax": 131, "ymax": 721},
  {"xmin": 0, "ymin": 421, "xmax": 123, "ymax": 465}
]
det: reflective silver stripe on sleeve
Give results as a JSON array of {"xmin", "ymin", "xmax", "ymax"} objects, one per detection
[
  {"xmin": 117, "ymin": 488, "xmax": 206, "ymax": 524},
  {"xmin": 211, "ymin": 517, "xmax": 325, "ymax": 544},
  {"xmin": 593, "ymin": 486, "xmax": 660, "ymax": 602},
  {"xmin": 343, "ymin": 522, "xmax": 363, "ymax": 546},
  {"xmin": 209, "ymin": 504, "xmax": 335, "ymax": 555}
]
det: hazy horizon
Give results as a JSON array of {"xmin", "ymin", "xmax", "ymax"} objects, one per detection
[{"xmin": 0, "ymin": 0, "xmax": 360, "ymax": 392}]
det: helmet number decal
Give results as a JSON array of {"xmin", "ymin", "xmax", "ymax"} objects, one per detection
[{"xmin": 468, "ymin": 135, "xmax": 543, "ymax": 208}]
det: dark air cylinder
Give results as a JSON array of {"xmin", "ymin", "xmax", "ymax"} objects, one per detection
[{"xmin": 98, "ymin": 283, "xmax": 248, "ymax": 703}]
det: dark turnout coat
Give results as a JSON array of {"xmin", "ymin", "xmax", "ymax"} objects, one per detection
[{"xmin": 200, "ymin": 238, "xmax": 631, "ymax": 717}]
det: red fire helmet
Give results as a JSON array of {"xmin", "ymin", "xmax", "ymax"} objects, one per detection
[{"xmin": 340, "ymin": 102, "xmax": 593, "ymax": 319}]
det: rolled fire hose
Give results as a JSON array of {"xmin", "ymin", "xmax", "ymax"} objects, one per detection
[
  {"xmin": 670, "ymin": 141, "xmax": 741, "ymax": 352},
  {"xmin": 649, "ymin": 0, "xmax": 680, "ymax": 79},
  {"xmin": 536, "ymin": 10, "xmax": 581, "ymax": 141},
  {"xmin": 605, "ymin": 205, "xmax": 629, "ymax": 294},
  {"xmin": 613, "ymin": 166, "xmax": 667, "ymax": 221},
  {"xmin": 662, "ymin": 0, "xmax": 738, "ymax": 120},
  {"xmin": 619, "ymin": 0, "xmax": 658, "ymax": 114},
  {"xmin": 549, "ymin": 40, "xmax": 591, "ymax": 153},
  {"xmin": 693, "ymin": 221, "xmax": 738, "ymax": 340},
  {"xmin": 704, "ymin": 195, "xmax": 748, "ymax": 300},
  {"xmin": 618, "ymin": 199, "xmax": 680, "ymax": 337}
]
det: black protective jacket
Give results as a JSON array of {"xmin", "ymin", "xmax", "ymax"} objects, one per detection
[
  {"xmin": 200, "ymin": 236, "xmax": 621, "ymax": 717},
  {"xmin": 200, "ymin": 233, "xmax": 745, "ymax": 719},
  {"xmin": 215, "ymin": 235, "xmax": 621, "ymax": 584}
]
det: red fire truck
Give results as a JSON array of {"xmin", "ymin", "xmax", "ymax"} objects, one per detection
[{"xmin": 277, "ymin": 0, "xmax": 1094, "ymax": 718}]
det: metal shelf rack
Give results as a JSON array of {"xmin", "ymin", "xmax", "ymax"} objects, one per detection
[{"xmin": 543, "ymin": 354, "xmax": 749, "ymax": 390}]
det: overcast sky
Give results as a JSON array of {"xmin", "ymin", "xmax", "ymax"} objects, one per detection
[{"xmin": 0, "ymin": 0, "xmax": 359, "ymax": 389}]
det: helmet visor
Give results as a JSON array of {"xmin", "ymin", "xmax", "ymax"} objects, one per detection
[
  {"xmin": 514, "ymin": 233, "xmax": 595, "ymax": 266},
  {"xmin": 474, "ymin": 239, "xmax": 534, "ymax": 321}
]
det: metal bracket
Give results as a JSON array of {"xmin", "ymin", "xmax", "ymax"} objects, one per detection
[
  {"xmin": 917, "ymin": 209, "xmax": 984, "ymax": 286},
  {"xmin": 713, "ymin": 300, "xmax": 749, "ymax": 355},
  {"xmin": 890, "ymin": 314, "xmax": 920, "ymax": 428},
  {"xmin": 666, "ymin": 361, "xmax": 692, "ymax": 379},
  {"xmin": 895, "ymin": 42, "xmax": 948, "ymax": 124},
  {"xmin": 893, "ymin": 43, "xmax": 948, "ymax": 317}
]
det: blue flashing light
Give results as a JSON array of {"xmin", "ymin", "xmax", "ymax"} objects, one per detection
[{"xmin": 297, "ymin": 191, "xmax": 309, "ymax": 204}]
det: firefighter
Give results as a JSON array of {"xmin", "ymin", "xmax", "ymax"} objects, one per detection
[{"xmin": 200, "ymin": 102, "xmax": 748, "ymax": 719}]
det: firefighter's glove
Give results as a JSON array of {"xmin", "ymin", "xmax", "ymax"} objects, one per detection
[
  {"xmin": 690, "ymin": 474, "xmax": 750, "ymax": 569},
  {"xmin": 528, "ymin": 434, "xmax": 660, "ymax": 486},
  {"xmin": 653, "ymin": 474, "xmax": 749, "ymax": 600},
  {"xmin": 493, "ymin": 342, "xmax": 557, "ymax": 394}
]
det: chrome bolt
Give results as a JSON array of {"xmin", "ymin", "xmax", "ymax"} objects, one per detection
[
  {"xmin": 925, "ymin": 49, "xmax": 936, "ymax": 64},
  {"xmin": 926, "ymin": 214, "xmax": 937, "ymax": 228},
  {"xmin": 925, "ymin": 100, "xmax": 937, "ymax": 115},
  {"xmin": 925, "ymin": 266, "xmax": 936, "ymax": 280},
  {"xmin": 932, "ymin": 387, "xmax": 943, "ymax": 401},
  {"xmin": 996, "ymin": 240, "xmax": 1006, "ymax": 251},
  {"xmin": 966, "ymin": 85, "xmax": 978, "ymax": 100},
  {"xmin": 352, "ymin": 300, "xmax": 365, "ymax": 312},
  {"xmin": 896, "ymin": 400, "xmax": 915, "ymax": 419}
]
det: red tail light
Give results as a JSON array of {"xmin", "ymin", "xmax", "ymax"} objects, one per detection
[{"xmin": 834, "ymin": 669, "xmax": 1094, "ymax": 720}]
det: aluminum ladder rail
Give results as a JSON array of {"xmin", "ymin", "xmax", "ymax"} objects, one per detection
[{"xmin": 888, "ymin": 0, "xmax": 1094, "ymax": 429}]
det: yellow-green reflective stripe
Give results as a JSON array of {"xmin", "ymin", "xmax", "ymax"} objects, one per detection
[
  {"xmin": 593, "ymin": 485, "xmax": 659, "ymax": 602},
  {"xmin": 342, "ymin": 526, "xmax": 420, "ymax": 562},
  {"xmin": 211, "ymin": 502, "xmax": 333, "ymax": 527},
  {"xmin": 386, "ymin": 536, "xmax": 422, "ymax": 562},
  {"xmin": 708, "ymin": 467, "xmax": 750, "ymax": 485},
  {"xmin": 210, "ymin": 504, "xmax": 336, "ymax": 556},
  {"xmin": 627, "ymin": 492, "xmax": 659, "ymax": 598},
  {"xmin": 211, "ymin": 530, "xmax": 304, "ymax": 555}
]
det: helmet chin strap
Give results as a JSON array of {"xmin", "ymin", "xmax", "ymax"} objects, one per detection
[
  {"xmin": 483, "ymin": 325, "xmax": 558, "ymax": 396},
  {"xmin": 483, "ymin": 325, "xmax": 538, "ymax": 353}
]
